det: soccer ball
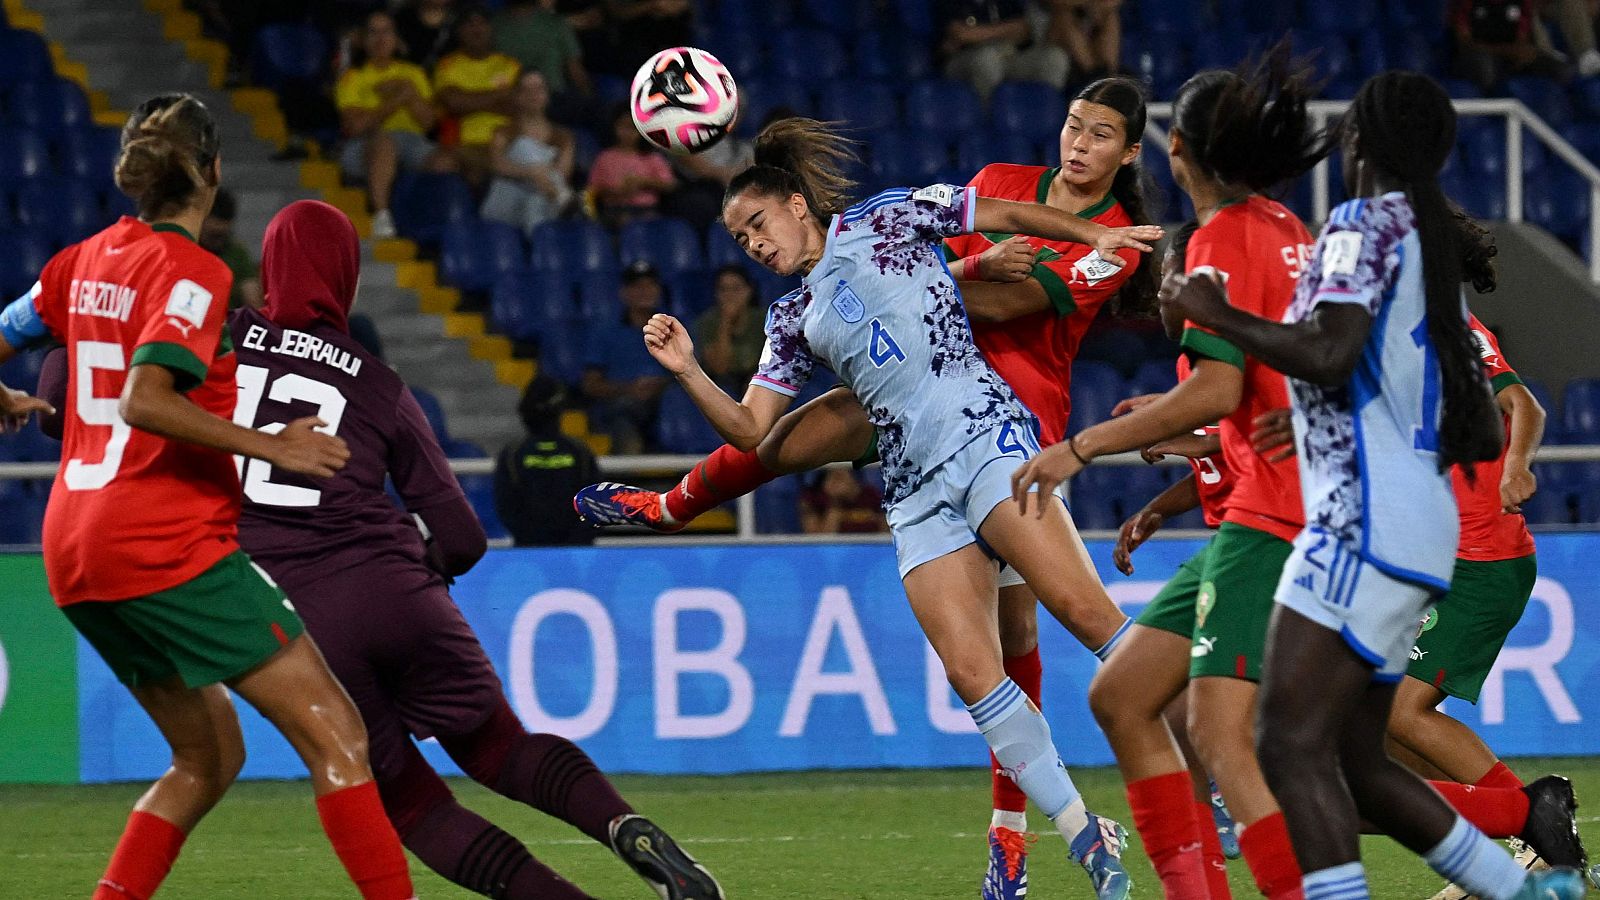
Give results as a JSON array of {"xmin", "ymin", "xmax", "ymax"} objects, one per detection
[{"xmin": 629, "ymin": 47, "xmax": 739, "ymax": 155}]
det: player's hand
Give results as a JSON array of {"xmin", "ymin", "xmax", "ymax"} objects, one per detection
[
  {"xmin": 1500, "ymin": 464, "xmax": 1536, "ymax": 514},
  {"xmin": 974, "ymin": 236, "xmax": 1035, "ymax": 283},
  {"xmin": 1164, "ymin": 270, "xmax": 1229, "ymax": 330},
  {"xmin": 1093, "ymin": 225, "xmax": 1164, "ymax": 269},
  {"xmin": 1251, "ymin": 408, "xmax": 1297, "ymax": 462},
  {"xmin": 1113, "ymin": 507, "xmax": 1165, "ymax": 575},
  {"xmin": 1010, "ymin": 443, "xmax": 1084, "ymax": 517},
  {"xmin": 270, "ymin": 417, "xmax": 350, "ymax": 479},
  {"xmin": 0, "ymin": 386, "xmax": 54, "ymax": 433},
  {"xmin": 643, "ymin": 313, "xmax": 697, "ymax": 375},
  {"xmin": 1112, "ymin": 393, "xmax": 1163, "ymax": 417}
]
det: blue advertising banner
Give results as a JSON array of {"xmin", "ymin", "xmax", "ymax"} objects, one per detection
[{"xmin": 75, "ymin": 534, "xmax": 1600, "ymax": 783}]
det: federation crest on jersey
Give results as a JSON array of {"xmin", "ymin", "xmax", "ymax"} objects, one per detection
[
  {"xmin": 1419, "ymin": 606, "xmax": 1438, "ymax": 634},
  {"xmin": 831, "ymin": 280, "xmax": 864, "ymax": 323},
  {"xmin": 165, "ymin": 278, "xmax": 213, "ymax": 334}
]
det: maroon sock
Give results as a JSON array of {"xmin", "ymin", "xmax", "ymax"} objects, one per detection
[
  {"xmin": 443, "ymin": 703, "xmax": 633, "ymax": 845},
  {"xmin": 405, "ymin": 797, "xmax": 593, "ymax": 899}
]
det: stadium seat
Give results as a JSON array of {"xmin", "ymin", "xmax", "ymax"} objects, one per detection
[
  {"xmin": 737, "ymin": 76, "xmax": 816, "ymax": 135},
  {"xmin": 251, "ymin": 24, "xmax": 329, "ymax": 89},
  {"xmin": 1562, "ymin": 378, "xmax": 1600, "ymax": 442},
  {"xmin": 904, "ymin": 79, "xmax": 980, "ymax": 134},
  {"xmin": 1435, "ymin": 75, "xmax": 1481, "ymax": 99},
  {"xmin": 0, "ymin": 29, "xmax": 50, "ymax": 84},
  {"xmin": 1128, "ymin": 359, "xmax": 1178, "ymax": 397},
  {"xmin": 0, "ymin": 346, "xmax": 44, "ymax": 393},
  {"xmin": 492, "ymin": 270, "xmax": 575, "ymax": 341},
  {"xmin": 1562, "ymin": 123, "xmax": 1600, "ymax": 163},
  {"xmin": 0, "ymin": 129, "xmax": 52, "ymax": 180},
  {"xmin": 458, "ymin": 474, "xmax": 508, "ymax": 540},
  {"xmin": 770, "ymin": 28, "xmax": 848, "ymax": 81},
  {"xmin": 699, "ymin": 28, "xmax": 763, "ymax": 80},
  {"xmin": 870, "ymin": 130, "xmax": 950, "ymax": 186},
  {"xmin": 410, "ymin": 387, "xmax": 451, "ymax": 444},
  {"xmin": 1572, "ymin": 77, "xmax": 1600, "ymax": 122},
  {"xmin": 6, "ymin": 79, "xmax": 91, "ymax": 136},
  {"xmin": 1076, "ymin": 327, "xmax": 1150, "ymax": 379},
  {"xmin": 1445, "ymin": 172, "xmax": 1508, "ymax": 221},
  {"xmin": 576, "ymin": 270, "xmax": 622, "ymax": 323},
  {"xmin": 656, "ymin": 385, "xmax": 725, "ymax": 454},
  {"xmin": 1519, "ymin": 378, "xmax": 1562, "ymax": 443},
  {"xmin": 1067, "ymin": 361, "xmax": 1123, "ymax": 434},
  {"xmin": 1290, "ymin": 31, "xmax": 1354, "ymax": 85},
  {"xmin": 441, "ymin": 221, "xmax": 526, "ymax": 294},
  {"xmin": 537, "ymin": 321, "xmax": 587, "ymax": 385},
  {"xmin": 853, "ymin": 31, "xmax": 933, "ymax": 82},
  {"xmin": 955, "ymin": 131, "xmax": 1045, "ymax": 176},
  {"xmin": 0, "ymin": 232, "xmax": 53, "ymax": 297},
  {"xmin": 14, "ymin": 178, "xmax": 104, "ymax": 248},
  {"xmin": 59, "ymin": 127, "xmax": 120, "ymax": 183},
  {"xmin": 1519, "ymin": 487, "xmax": 1572, "ymax": 526},
  {"xmin": 1507, "ymin": 77, "xmax": 1572, "ymax": 127},
  {"xmin": 705, "ymin": 222, "xmax": 755, "ymax": 271},
  {"xmin": 819, "ymin": 81, "xmax": 900, "ymax": 135},
  {"xmin": 796, "ymin": 0, "xmax": 877, "ymax": 35},
  {"xmin": 754, "ymin": 475, "xmax": 803, "ymax": 534},
  {"xmin": 1064, "ymin": 468, "xmax": 1122, "ymax": 531},
  {"xmin": 529, "ymin": 219, "xmax": 616, "ymax": 276},
  {"xmin": 892, "ymin": 0, "xmax": 935, "ymax": 35},
  {"xmin": 991, "ymin": 82, "xmax": 1067, "ymax": 145},
  {"xmin": 1138, "ymin": 0, "xmax": 1210, "ymax": 34},
  {"xmin": 619, "ymin": 217, "xmax": 703, "ymax": 276},
  {"xmin": 0, "ymin": 482, "xmax": 44, "ymax": 544},
  {"xmin": 714, "ymin": 0, "xmax": 792, "ymax": 33},
  {"xmin": 1306, "ymin": 0, "xmax": 1376, "ymax": 35},
  {"xmin": 1184, "ymin": 29, "xmax": 1252, "ymax": 75},
  {"xmin": 1524, "ymin": 172, "xmax": 1589, "ymax": 243},
  {"xmin": 390, "ymin": 172, "xmax": 475, "ymax": 246},
  {"xmin": 663, "ymin": 271, "xmax": 713, "ymax": 320}
]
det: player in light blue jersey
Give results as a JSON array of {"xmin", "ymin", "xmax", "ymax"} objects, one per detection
[
  {"xmin": 1163, "ymin": 72, "xmax": 1582, "ymax": 900},
  {"xmin": 640, "ymin": 117, "xmax": 1160, "ymax": 899}
]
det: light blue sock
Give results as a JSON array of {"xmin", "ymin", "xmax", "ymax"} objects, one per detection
[
  {"xmin": 967, "ymin": 678, "xmax": 1080, "ymax": 819},
  {"xmin": 1424, "ymin": 816, "xmax": 1528, "ymax": 900},
  {"xmin": 1303, "ymin": 861, "xmax": 1370, "ymax": 900},
  {"xmin": 1093, "ymin": 617, "xmax": 1133, "ymax": 661}
]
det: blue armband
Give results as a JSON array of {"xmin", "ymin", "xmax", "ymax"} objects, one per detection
[{"xmin": 0, "ymin": 285, "xmax": 48, "ymax": 350}]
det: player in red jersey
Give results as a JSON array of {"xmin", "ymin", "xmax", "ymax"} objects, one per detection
[
  {"xmin": 576, "ymin": 77, "xmax": 1158, "ymax": 899},
  {"xmin": 0, "ymin": 95, "xmax": 415, "ymax": 900},
  {"xmin": 1015, "ymin": 49, "xmax": 1324, "ymax": 900}
]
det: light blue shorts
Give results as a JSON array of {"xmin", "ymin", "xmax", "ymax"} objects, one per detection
[
  {"xmin": 886, "ymin": 421, "xmax": 1045, "ymax": 580},
  {"xmin": 1274, "ymin": 526, "xmax": 1441, "ymax": 681}
]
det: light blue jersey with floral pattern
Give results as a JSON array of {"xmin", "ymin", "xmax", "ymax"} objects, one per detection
[{"xmin": 751, "ymin": 185, "xmax": 1033, "ymax": 506}]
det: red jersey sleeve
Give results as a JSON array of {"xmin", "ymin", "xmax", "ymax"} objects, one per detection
[
  {"xmin": 31, "ymin": 246, "xmax": 76, "ymax": 342},
  {"xmin": 1466, "ymin": 314, "xmax": 1521, "ymax": 393},
  {"xmin": 1178, "ymin": 230, "xmax": 1253, "ymax": 370},
  {"xmin": 129, "ymin": 256, "xmax": 233, "ymax": 392}
]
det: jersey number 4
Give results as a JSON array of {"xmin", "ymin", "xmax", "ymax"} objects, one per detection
[
  {"xmin": 233, "ymin": 364, "xmax": 348, "ymax": 507},
  {"xmin": 867, "ymin": 318, "xmax": 905, "ymax": 368}
]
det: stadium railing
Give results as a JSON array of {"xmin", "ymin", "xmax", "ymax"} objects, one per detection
[
  {"xmin": 5, "ymin": 446, "xmax": 1599, "ymax": 544},
  {"xmin": 1144, "ymin": 98, "xmax": 1600, "ymax": 283}
]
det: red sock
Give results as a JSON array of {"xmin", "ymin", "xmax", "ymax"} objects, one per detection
[
  {"xmin": 1127, "ymin": 772, "xmax": 1211, "ymax": 899},
  {"xmin": 1194, "ymin": 800, "xmax": 1233, "ymax": 900},
  {"xmin": 1475, "ymin": 761, "xmax": 1524, "ymax": 791},
  {"xmin": 1429, "ymin": 781, "xmax": 1530, "ymax": 838},
  {"xmin": 316, "ymin": 782, "xmax": 416, "ymax": 900},
  {"xmin": 991, "ymin": 647, "xmax": 1042, "ymax": 815},
  {"xmin": 664, "ymin": 444, "xmax": 778, "ymax": 522},
  {"xmin": 1238, "ymin": 812, "xmax": 1302, "ymax": 900},
  {"xmin": 92, "ymin": 811, "xmax": 187, "ymax": 900}
]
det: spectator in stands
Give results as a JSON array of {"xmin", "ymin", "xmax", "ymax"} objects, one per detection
[
  {"xmin": 199, "ymin": 188, "xmax": 264, "ymax": 310},
  {"xmin": 936, "ymin": 0, "xmax": 1069, "ymax": 102},
  {"xmin": 588, "ymin": 104, "xmax": 676, "ymax": 228},
  {"xmin": 1545, "ymin": 0, "xmax": 1600, "ymax": 76},
  {"xmin": 800, "ymin": 469, "xmax": 887, "ymax": 534},
  {"xmin": 433, "ymin": 5, "xmax": 521, "ymax": 187},
  {"xmin": 493, "ymin": 0, "xmax": 595, "ymax": 120},
  {"xmin": 558, "ymin": 0, "xmax": 615, "ymax": 76},
  {"xmin": 337, "ymin": 10, "xmax": 459, "ymax": 240},
  {"xmin": 581, "ymin": 261, "xmax": 670, "ymax": 453},
  {"xmin": 1041, "ymin": 0, "xmax": 1124, "ymax": 86},
  {"xmin": 663, "ymin": 107, "xmax": 755, "ymax": 229},
  {"xmin": 494, "ymin": 375, "xmax": 598, "ymax": 545},
  {"xmin": 1452, "ymin": 0, "xmax": 1573, "ymax": 89},
  {"xmin": 394, "ymin": 0, "xmax": 457, "ymax": 69},
  {"xmin": 480, "ymin": 69, "xmax": 577, "ymax": 236},
  {"xmin": 693, "ymin": 265, "xmax": 765, "ymax": 392},
  {"xmin": 610, "ymin": 0, "xmax": 695, "ymax": 77}
]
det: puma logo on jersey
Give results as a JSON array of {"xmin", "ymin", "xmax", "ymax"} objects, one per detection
[
  {"xmin": 104, "ymin": 245, "xmax": 125, "ymax": 255},
  {"xmin": 1192, "ymin": 636, "xmax": 1217, "ymax": 658},
  {"xmin": 166, "ymin": 318, "xmax": 197, "ymax": 337},
  {"xmin": 1410, "ymin": 646, "xmax": 1427, "ymax": 661}
]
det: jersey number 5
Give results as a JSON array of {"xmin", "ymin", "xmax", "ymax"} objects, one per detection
[
  {"xmin": 63, "ymin": 341, "xmax": 133, "ymax": 491},
  {"xmin": 233, "ymin": 364, "xmax": 348, "ymax": 507},
  {"xmin": 867, "ymin": 318, "xmax": 905, "ymax": 368}
]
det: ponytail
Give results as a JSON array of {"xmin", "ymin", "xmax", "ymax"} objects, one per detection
[
  {"xmin": 116, "ymin": 93, "xmax": 220, "ymax": 221},
  {"xmin": 724, "ymin": 117, "xmax": 859, "ymax": 221},
  {"xmin": 1075, "ymin": 76, "xmax": 1161, "ymax": 318}
]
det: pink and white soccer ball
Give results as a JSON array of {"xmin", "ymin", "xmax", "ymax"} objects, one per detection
[{"xmin": 629, "ymin": 47, "xmax": 739, "ymax": 155}]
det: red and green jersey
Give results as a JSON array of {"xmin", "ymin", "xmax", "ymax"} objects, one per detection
[
  {"xmin": 33, "ymin": 217, "xmax": 240, "ymax": 606},
  {"xmin": 944, "ymin": 163, "xmax": 1142, "ymax": 446},
  {"xmin": 1454, "ymin": 314, "xmax": 1536, "ymax": 561},
  {"xmin": 1180, "ymin": 196, "xmax": 1313, "ymax": 544},
  {"xmin": 1176, "ymin": 354, "xmax": 1234, "ymax": 528}
]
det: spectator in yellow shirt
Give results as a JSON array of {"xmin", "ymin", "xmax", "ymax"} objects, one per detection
[
  {"xmin": 337, "ymin": 10, "xmax": 458, "ymax": 239},
  {"xmin": 434, "ymin": 6, "xmax": 521, "ymax": 188}
]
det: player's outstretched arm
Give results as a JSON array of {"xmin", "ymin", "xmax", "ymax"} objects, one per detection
[
  {"xmin": 1112, "ymin": 473, "xmax": 1201, "ymax": 576},
  {"xmin": 971, "ymin": 197, "xmax": 1162, "ymax": 269},
  {"xmin": 1497, "ymin": 382, "xmax": 1545, "ymax": 512},
  {"xmin": 121, "ymin": 363, "xmax": 350, "ymax": 478},
  {"xmin": 644, "ymin": 313, "xmax": 790, "ymax": 451}
]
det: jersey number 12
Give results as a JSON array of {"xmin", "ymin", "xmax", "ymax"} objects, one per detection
[{"xmin": 233, "ymin": 364, "xmax": 348, "ymax": 507}]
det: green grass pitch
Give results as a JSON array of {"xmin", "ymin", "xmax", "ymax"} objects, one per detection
[{"xmin": 3, "ymin": 760, "xmax": 1597, "ymax": 898}]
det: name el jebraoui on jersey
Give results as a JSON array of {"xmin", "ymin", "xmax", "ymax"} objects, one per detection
[
  {"xmin": 240, "ymin": 323, "xmax": 362, "ymax": 376},
  {"xmin": 69, "ymin": 279, "xmax": 138, "ymax": 322}
]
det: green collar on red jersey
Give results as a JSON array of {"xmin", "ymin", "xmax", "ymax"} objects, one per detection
[
  {"xmin": 1034, "ymin": 167, "xmax": 1116, "ymax": 219},
  {"xmin": 150, "ymin": 222, "xmax": 196, "ymax": 242}
]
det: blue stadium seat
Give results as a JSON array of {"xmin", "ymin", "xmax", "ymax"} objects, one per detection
[
  {"xmin": 771, "ymin": 28, "xmax": 848, "ymax": 81},
  {"xmin": 904, "ymin": 79, "xmax": 980, "ymax": 134},
  {"xmin": 576, "ymin": 270, "xmax": 622, "ymax": 323},
  {"xmin": 0, "ymin": 129, "xmax": 52, "ymax": 180},
  {"xmin": 1138, "ymin": 0, "xmax": 1210, "ymax": 34},
  {"xmin": 736, "ymin": 76, "xmax": 816, "ymax": 135},
  {"xmin": 445, "ymin": 438, "xmax": 488, "ymax": 459},
  {"xmin": 0, "ymin": 346, "xmax": 45, "ymax": 393},
  {"xmin": 956, "ymin": 131, "xmax": 1045, "ymax": 175},
  {"xmin": 1524, "ymin": 172, "xmax": 1589, "ymax": 243},
  {"xmin": 390, "ymin": 172, "xmax": 474, "ymax": 246},
  {"xmin": 870, "ymin": 130, "xmax": 949, "ymax": 186},
  {"xmin": 619, "ymin": 217, "xmax": 702, "ymax": 276},
  {"xmin": 1445, "ymin": 172, "xmax": 1508, "ymax": 221},
  {"xmin": 1435, "ymin": 76, "xmax": 1481, "ymax": 99},
  {"xmin": 1507, "ymin": 77, "xmax": 1572, "ymax": 127},
  {"xmin": 664, "ymin": 271, "xmax": 713, "ymax": 320},
  {"xmin": 1065, "ymin": 468, "xmax": 1122, "ymax": 531},
  {"xmin": 1128, "ymin": 359, "xmax": 1178, "ymax": 397},
  {"xmin": 819, "ymin": 81, "xmax": 899, "ymax": 134},
  {"xmin": 1572, "ymin": 77, "xmax": 1600, "ymax": 122},
  {"xmin": 492, "ymin": 271, "xmax": 571, "ymax": 341},
  {"xmin": 1562, "ymin": 123, "xmax": 1600, "ymax": 163},
  {"xmin": 59, "ymin": 126, "xmax": 120, "ymax": 183},
  {"xmin": 1215, "ymin": 0, "xmax": 1291, "ymax": 34},
  {"xmin": 699, "ymin": 29, "xmax": 763, "ymax": 80},
  {"xmin": 0, "ymin": 232, "xmax": 52, "ymax": 297},
  {"xmin": 458, "ymin": 473, "xmax": 508, "ymax": 540},
  {"xmin": 715, "ymin": 0, "xmax": 793, "ymax": 33},
  {"xmin": 1519, "ymin": 488, "xmax": 1572, "ymax": 526},
  {"xmin": 754, "ymin": 475, "xmax": 803, "ymax": 534},
  {"xmin": 656, "ymin": 385, "xmax": 725, "ymax": 454},
  {"xmin": 251, "ymin": 24, "xmax": 328, "ymax": 89},
  {"xmin": 0, "ymin": 482, "xmax": 45, "ymax": 545},
  {"xmin": 6, "ymin": 79, "xmax": 91, "ymax": 135},
  {"xmin": 0, "ymin": 29, "xmax": 50, "ymax": 84},
  {"xmin": 795, "ymin": 0, "xmax": 877, "ymax": 34},
  {"xmin": 1076, "ymin": 326, "xmax": 1150, "ymax": 379},
  {"xmin": 990, "ymin": 82, "xmax": 1067, "ymax": 145},
  {"xmin": 15, "ymin": 178, "xmax": 104, "ymax": 247},
  {"xmin": 1306, "ymin": 0, "xmax": 1376, "ymax": 35},
  {"xmin": 441, "ymin": 221, "xmax": 526, "ymax": 294},
  {"xmin": 1521, "ymin": 378, "xmax": 1562, "ymax": 443},
  {"xmin": 537, "ymin": 321, "xmax": 587, "ymax": 385},
  {"xmin": 529, "ymin": 219, "xmax": 616, "ymax": 276},
  {"xmin": 892, "ymin": 0, "xmax": 935, "ymax": 35},
  {"xmin": 1562, "ymin": 378, "xmax": 1600, "ymax": 442},
  {"xmin": 1125, "ymin": 36, "xmax": 1191, "ymax": 99},
  {"xmin": 1067, "ymin": 361, "xmax": 1123, "ymax": 434},
  {"xmin": 1292, "ymin": 31, "xmax": 1354, "ymax": 85},
  {"xmin": 409, "ymin": 387, "xmax": 450, "ymax": 444},
  {"xmin": 853, "ymin": 31, "xmax": 933, "ymax": 82}
]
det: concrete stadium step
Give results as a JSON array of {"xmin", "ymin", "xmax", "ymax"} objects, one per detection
[{"xmin": 373, "ymin": 313, "xmax": 445, "ymax": 342}]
